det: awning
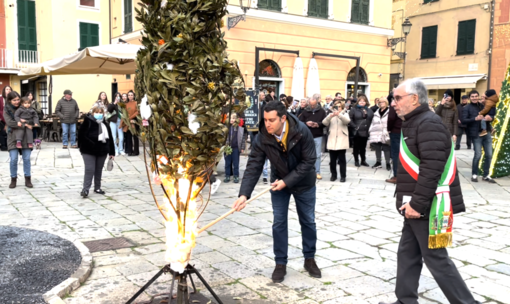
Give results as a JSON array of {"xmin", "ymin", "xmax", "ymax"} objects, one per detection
[{"xmin": 420, "ymin": 74, "xmax": 486, "ymax": 90}]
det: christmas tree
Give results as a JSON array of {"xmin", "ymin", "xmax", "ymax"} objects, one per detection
[
  {"xmin": 132, "ymin": 0, "xmax": 245, "ymax": 272},
  {"xmin": 487, "ymin": 63, "xmax": 510, "ymax": 178}
]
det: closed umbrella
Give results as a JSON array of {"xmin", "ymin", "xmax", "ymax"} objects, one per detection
[
  {"xmin": 291, "ymin": 57, "xmax": 304, "ymax": 101},
  {"xmin": 306, "ymin": 58, "xmax": 321, "ymax": 97},
  {"xmin": 18, "ymin": 44, "xmax": 143, "ymax": 76}
]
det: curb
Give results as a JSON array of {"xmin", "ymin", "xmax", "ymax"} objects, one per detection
[{"xmin": 43, "ymin": 238, "xmax": 93, "ymax": 304}]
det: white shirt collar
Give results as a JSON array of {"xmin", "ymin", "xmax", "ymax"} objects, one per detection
[{"xmin": 273, "ymin": 121, "xmax": 287, "ymax": 141}]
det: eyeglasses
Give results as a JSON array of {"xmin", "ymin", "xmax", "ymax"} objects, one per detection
[{"xmin": 394, "ymin": 94, "xmax": 416, "ymax": 102}]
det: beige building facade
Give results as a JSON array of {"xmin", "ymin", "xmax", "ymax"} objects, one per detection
[{"xmin": 392, "ymin": 0, "xmax": 491, "ymax": 102}]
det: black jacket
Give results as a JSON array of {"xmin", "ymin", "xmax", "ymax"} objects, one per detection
[
  {"xmin": 299, "ymin": 104, "xmax": 327, "ymax": 138},
  {"xmin": 78, "ymin": 114, "xmax": 115, "ymax": 156},
  {"xmin": 107, "ymin": 104, "xmax": 119, "ymax": 123},
  {"xmin": 461, "ymin": 102, "xmax": 496, "ymax": 138},
  {"xmin": 396, "ymin": 104, "xmax": 465, "ymax": 217},
  {"xmin": 457, "ymin": 103, "xmax": 467, "ymax": 128},
  {"xmin": 349, "ymin": 106, "xmax": 374, "ymax": 138},
  {"xmin": 239, "ymin": 114, "xmax": 316, "ymax": 198},
  {"xmin": 387, "ymin": 105, "xmax": 402, "ymax": 133}
]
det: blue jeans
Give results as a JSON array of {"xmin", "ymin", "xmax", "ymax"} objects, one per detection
[
  {"xmin": 481, "ymin": 120, "xmax": 487, "ymax": 131},
  {"xmin": 61, "ymin": 123, "xmax": 76, "ymax": 146},
  {"xmin": 472, "ymin": 133, "xmax": 493, "ymax": 176},
  {"xmin": 262, "ymin": 158, "xmax": 269, "ymax": 178},
  {"xmin": 313, "ymin": 137, "xmax": 322, "ymax": 174},
  {"xmin": 224, "ymin": 147, "xmax": 240, "ymax": 177},
  {"xmin": 110, "ymin": 120, "xmax": 124, "ymax": 154},
  {"xmin": 390, "ymin": 133, "xmax": 400, "ymax": 177},
  {"xmin": 271, "ymin": 186, "xmax": 317, "ymax": 265},
  {"xmin": 10, "ymin": 149, "xmax": 31, "ymax": 178}
]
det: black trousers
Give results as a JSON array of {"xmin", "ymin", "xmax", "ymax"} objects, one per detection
[
  {"xmin": 353, "ymin": 136, "xmax": 368, "ymax": 162},
  {"xmin": 456, "ymin": 127, "xmax": 472, "ymax": 149},
  {"xmin": 396, "ymin": 219, "xmax": 480, "ymax": 304},
  {"xmin": 329, "ymin": 149, "xmax": 346, "ymax": 178},
  {"xmin": 124, "ymin": 130, "xmax": 139, "ymax": 155}
]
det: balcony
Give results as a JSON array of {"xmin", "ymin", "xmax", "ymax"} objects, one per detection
[{"xmin": 0, "ymin": 49, "xmax": 40, "ymax": 71}]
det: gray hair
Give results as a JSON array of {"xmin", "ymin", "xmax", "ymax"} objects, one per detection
[
  {"xmin": 400, "ymin": 78, "xmax": 428, "ymax": 105},
  {"xmin": 312, "ymin": 93, "xmax": 321, "ymax": 102}
]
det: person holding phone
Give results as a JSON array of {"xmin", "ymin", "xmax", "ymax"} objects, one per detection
[
  {"xmin": 106, "ymin": 92, "xmax": 125, "ymax": 156},
  {"xmin": 435, "ymin": 89, "xmax": 458, "ymax": 142},
  {"xmin": 322, "ymin": 100, "xmax": 350, "ymax": 182}
]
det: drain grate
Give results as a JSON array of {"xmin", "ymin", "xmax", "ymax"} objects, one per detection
[{"xmin": 82, "ymin": 237, "xmax": 135, "ymax": 253}]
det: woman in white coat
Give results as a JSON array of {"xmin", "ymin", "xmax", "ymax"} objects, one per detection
[
  {"xmin": 322, "ymin": 100, "xmax": 350, "ymax": 182},
  {"xmin": 368, "ymin": 98, "xmax": 391, "ymax": 170}
]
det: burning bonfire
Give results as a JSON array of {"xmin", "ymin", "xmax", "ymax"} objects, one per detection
[{"xmin": 131, "ymin": 0, "xmax": 246, "ymax": 275}]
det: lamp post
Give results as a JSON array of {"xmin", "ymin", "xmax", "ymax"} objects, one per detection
[
  {"xmin": 401, "ymin": 18, "xmax": 413, "ymax": 80},
  {"xmin": 228, "ymin": 0, "xmax": 250, "ymax": 30}
]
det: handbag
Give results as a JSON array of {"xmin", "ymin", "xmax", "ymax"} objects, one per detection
[{"xmin": 107, "ymin": 158, "xmax": 114, "ymax": 171}]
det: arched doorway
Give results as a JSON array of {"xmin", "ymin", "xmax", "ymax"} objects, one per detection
[
  {"xmin": 255, "ymin": 59, "xmax": 284, "ymax": 97},
  {"xmin": 345, "ymin": 67, "xmax": 370, "ymax": 99}
]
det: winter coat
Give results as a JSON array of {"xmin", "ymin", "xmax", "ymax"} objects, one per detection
[
  {"xmin": 299, "ymin": 104, "xmax": 327, "ymax": 138},
  {"xmin": 3, "ymin": 102, "xmax": 31, "ymax": 152},
  {"xmin": 120, "ymin": 100, "xmax": 139, "ymax": 132},
  {"xmin": 265, "ymin": 94, "xmax": 277, "ymax": 103},
  {"xmin": 435, "ymin": 103, "xmax": 458, "ymax": 136},
  {"xmin": 295, "ymin": 107, "xmax": 306, "ymax": 118},
  {"xmin": 322, "ymin": 109, "xmax": 350, "ymax": 150},
  {"xmin": 387, "ymin": 105, "xmax": 402, "ymax": 134},
  {"xmin": 106, "ymin": 104, "xmax": 119, "ymax": 123},
  {"xmin": 349, "ymin": 106, "xmax": 374, "ymax": 138},
  {"xmin": 368, "ymin": 107, "xmax": 390, "ymax": 145},
  {"xmin": 239, "ymin": 113, "xmax": 316, "ymax": 198},
  {"xmin": 55, "ymin": 97, "xmax": 80, "ymax": 124},
  {"xmin": 78, "ymin": 114, "xmax": 115, "ymax": 157},
  {"xmin": 461, "ymin": 102, "xmax": 496, "ymax": 139},
  {"xmin": 0, "ymin": 96, "xmax": 5, "ymax": 124},
  {"xmin": 396, "ymin": 104, "xmax": 465, "ymax": 218},
  {"xmin": 15, "ymin": 107, "xmax": 40, "ymax": 126},
  {"xmin": 457, "ymin": 103, "xmax": 468, "ymax": 128},
  {"xmin": 479, "ymin": 94, "xmax": 499, "ymax": 116},
  {"xmin": 225, "ymin": 125, "xmax": 247, "ymax": 151}
]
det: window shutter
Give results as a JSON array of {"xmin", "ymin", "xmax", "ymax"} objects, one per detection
[
  {"xmin": 429, "ymin": 26, "xmax": 437, "ymax": 58},
  {"xmin": 124, "ymin": 0, "xmax": 132, "ymax": 33},
  {"xmin": 17, "ymin": 0, "xmax": 37, "ymax": 52},
  {"xmin": 421, "ymin": 28, "xmax": 429, "ymax": 59},
  {"xmin": 457, "ymin": 22, "xmax": 466, "ymax": 55},
  {"xmin": 270, "ymin": 0, "xmax": 281, "ymax": 11},
  {"xmin": 90, "ymin": 24, "xmax": 99, "ymax": 47},
  {"xmin": 321, "ymin": 0, "xmax": 329, "ymax": 18},
  {"xmin": 308, "ymin": 0, "xmax": 317, "ymax": 17},
  {"xmin": 466, "ymin": 20, "xmax": 476, "ymax": 54},
  {"xmin": 80, "ymin": 22, "xmax": 100, "ymax": 50},
  {"xmin": 351, "ymin": 0, "xmax": 360, "ymax": 23},
  {"xmin": 421, "ymin": 26, "xmax": 437, "ymax": 59},
  {"xmin": 360, "ymin": 0, "xmax": 369, "ymax": 24},
  {"xmin": 258, "ymin": 0, "xmax": 269, "ymax": 9},
  {"xmin": 79, "ymin": 22, "xmax": 88, "ymax": 51}
]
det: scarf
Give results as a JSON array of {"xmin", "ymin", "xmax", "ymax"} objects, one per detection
[
  {"xmin": 399, "ymin": 132, "xmax": 456, "ymax": 249},
  {"xmin": 95, "ymin": 118, "xmax": 109, "ymax": 143}
]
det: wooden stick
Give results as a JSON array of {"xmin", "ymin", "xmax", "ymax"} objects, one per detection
[{"xmin": 198, "ymin": 186, "xmax": 273, "ymax": 234}]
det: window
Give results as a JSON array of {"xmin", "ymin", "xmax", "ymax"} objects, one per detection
[
  {"xmin": 308, "ymin": 0, "xmax": 328, "ymax": 19},
  {"xmin": 17, "ymin": 0, "xmax": 38, "ymax": 57},
  {"xmin": 421, "ymin": 25, "xmax": 437, "ymax": 59},
  {"xmin": 347, "ymin": 67, "xmax": 367, "ymax": 82},
  {"xmin": 124, "ymin": 0, "xmax": 133, "ymax": 33},
  {"xmin": 126, "ymin": 74, "xmax": 131, "ymax": 80},
  {"xmin": 79, "ymin": 22, "xmax": 99, "ymax": 51},
  {"xmin": 423, "ymin": 0, "xmax": 438, "ymax": 3},
  {"xmin": 258, "ymin": 0, "xmax": 281, "ymax": 12},
  {"xmin": 80, "ymin": 0, "xmax": 95, "ymax": 7},
  {"xmin": 38, "ymin": 82, "xmax": 48, "ymax": 115},
  {"xmin": 257, "ymin": 60, "xmax": 281, "ymax": 78},
  {"xmin": 351, "ymin": 0, "xmax": 369, "ymax": 25},
  {"xmin": 457, "ymin": 19, "xmax": 476, "ymax": 55}
]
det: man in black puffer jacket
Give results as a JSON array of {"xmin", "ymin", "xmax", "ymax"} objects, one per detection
[
  {"xmin": 379, "ymin": 79, "xmax": 480, "ymax": 304},
  {"xmin": 232, "ymin": 101, "xmax": 320, "ymax": 284}
]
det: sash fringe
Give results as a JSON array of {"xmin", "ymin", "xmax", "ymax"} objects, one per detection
[{"xmin": 428, "ymin": 232, "xmax": 453, "ymax": 249}]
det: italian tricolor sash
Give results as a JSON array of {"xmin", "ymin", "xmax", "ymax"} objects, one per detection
[{"xmin": 399, "ymin": 133, "xmax": 457, "ymax": 249}]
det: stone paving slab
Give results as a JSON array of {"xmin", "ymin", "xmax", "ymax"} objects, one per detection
[{"xmin": 1, "ymin": 142, "xmax": 509, "ymax": 303}]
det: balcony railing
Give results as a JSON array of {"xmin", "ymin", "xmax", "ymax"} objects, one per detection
[{"xmin": 0, "ymin": 49, "xmax": 40, "ymax": 70}]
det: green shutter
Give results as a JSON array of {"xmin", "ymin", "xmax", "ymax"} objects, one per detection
[
  {"xmin": 124, "ymin": 0, "xmax": 132, "ymax": 33},
  {"xmin": 319, "ymin": 0, "xmax": 329, "ymax": 18},
  {"xmin": 457, "ymin": 19, "xmax": 476, "ymax": 55},
  {"xmin": 17, "ymin": 0, "xmax": 37, "ymax": 52},
  {"xmin": 421, "ymin": 25, "xmax": 437, "ymax": 59},
  {"xmin": 360, "ymin": 0, "xmax": 369, "ymax": 24},
  {"xmin": 79, "ymin": 22, "xmax": 100, "ymax": 51},
  {"xmin": 258, "ymin": 0, "xmax": 269, "ymax": 9},
  {"xmin": 351, "ymin": 0, "xmax": 360, "ymax": 23},
  {"xmin": 309, "ymin": 0, "xmax": 328, "ymax": 18},
  {"xmin": 308, "ymin": 0, "xmax": 317, "ymax": 17},
  {"xmin": 270, "ymin": 0, "xmax": 281, "ymax": 11}
]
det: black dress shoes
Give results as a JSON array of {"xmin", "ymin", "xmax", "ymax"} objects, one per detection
[{"xmin": 271, "ymin": 264, "xmax": 286, "ymax": 283}]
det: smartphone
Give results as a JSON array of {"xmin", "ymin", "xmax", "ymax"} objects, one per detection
[{"xmin": 444, "ymin": 94, "xmax": 448, "ymax": 99}]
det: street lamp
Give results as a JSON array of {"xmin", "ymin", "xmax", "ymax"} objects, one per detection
[
  {"xmin": 402, "ymin": 18, "xmax": 412, "ymax": 80},
  {"xmin": 228, "ymin": 0, "xmax": 250, "ymax": 30}
]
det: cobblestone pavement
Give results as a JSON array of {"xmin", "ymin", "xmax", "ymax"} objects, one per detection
[{"xmin": 1, "ymin": 141, "xmax": 510, "ymax": 304}]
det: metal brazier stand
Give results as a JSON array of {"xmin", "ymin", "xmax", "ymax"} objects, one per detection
[{"xmin": 126, "ymin": 264, "xmax": 224, "ymax": 304}]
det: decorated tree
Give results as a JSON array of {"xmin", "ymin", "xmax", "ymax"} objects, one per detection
[
  {"xmin": 487, "ymin": 63, "xmax": 510, "ymax": 178},
  {"xmin": 133, "ymin": 0, "xmax": 245, "ymax": 272}
]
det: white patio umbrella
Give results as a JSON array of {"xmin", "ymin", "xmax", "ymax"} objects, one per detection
[
  {"xmin": 306, "ymin": 58, "xmax": 321, "ymax": 98},
  {"xmin": 290, "ymin": 57, "xmax": 304, "ymax": 102},
  {"xmin": 18, "ymin": 44, "xmax": 143, "ymax": 76}
]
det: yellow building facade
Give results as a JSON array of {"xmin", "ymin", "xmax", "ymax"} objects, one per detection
[
  {"xmin": 5, "ymin": 0, "xmax": 111, "ymax": 113},
  {"xmin": 111, "ymin": 0, "xmax": 394, "ymax": 103},
  {"xmin": 394, "ymin": 0, "xmax": 491, "ymax": 102}
]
